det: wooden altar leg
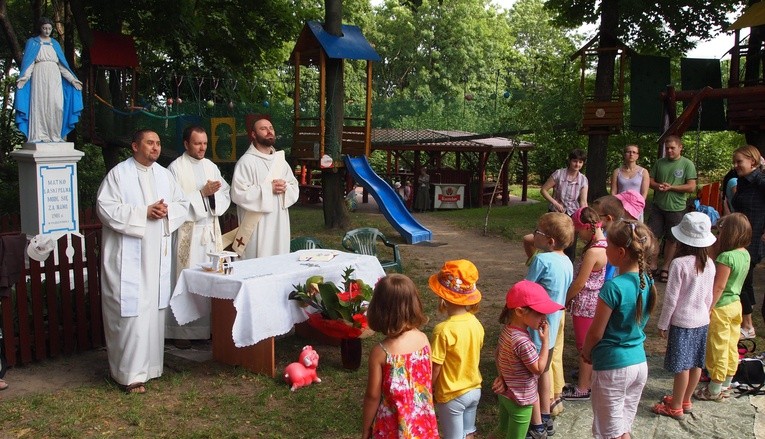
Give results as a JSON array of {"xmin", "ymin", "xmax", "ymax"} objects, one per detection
[{"xmin": 210, "ymin": 298, "xmax": 275, "ymax": 377}]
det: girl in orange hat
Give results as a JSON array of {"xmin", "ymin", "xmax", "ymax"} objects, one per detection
[{"xmin": 428, "ymin": 260, "xmax": 485, "ymax": 439}]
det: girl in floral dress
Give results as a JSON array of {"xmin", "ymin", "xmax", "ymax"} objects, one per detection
[{"xmin": 362, "ymin": 274, "xmax": 438, "ymax": 439}]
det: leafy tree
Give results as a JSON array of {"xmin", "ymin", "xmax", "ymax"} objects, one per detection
[
  {"xmin": 544, "ymin": 0, "xmax": 746, "ymax": 199},
  {"xmin": 370, "ymin": 0, "xmax": 513, "ymax": 100}
]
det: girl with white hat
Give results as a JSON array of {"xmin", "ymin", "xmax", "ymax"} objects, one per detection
[{"xmin": 653, "ymin": 211, "xmax": 717, "ymax": 418}]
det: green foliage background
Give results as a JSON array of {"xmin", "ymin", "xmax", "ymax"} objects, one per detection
[{"xmin": 0, "ymin": 0, "xmax": 751, "ymax": 217}]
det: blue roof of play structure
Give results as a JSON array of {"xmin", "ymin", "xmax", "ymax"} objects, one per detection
[{"xmin": 293, "ymin": 21, "xmax": 380, "ymax": 62}]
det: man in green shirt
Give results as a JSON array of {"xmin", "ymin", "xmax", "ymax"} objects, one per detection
[{"xmin": 648, "ymin": 135, "xmax": 697, "ymax": 281}]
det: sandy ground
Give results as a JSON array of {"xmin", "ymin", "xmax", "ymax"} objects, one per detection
[{"xmin": 2, "ymin": 197, "xmax": 764, "ymax": 438}]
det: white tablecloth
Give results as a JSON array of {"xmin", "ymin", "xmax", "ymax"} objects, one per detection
[{"xmin": 170, "ymin": 250, "xmax": 386, "ymax": 347}]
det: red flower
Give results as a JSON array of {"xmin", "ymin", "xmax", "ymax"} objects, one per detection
[
  {"xmin": 337, "ymin": 282, "xmax": 361, "ymax": 302},
  {"xmin": 350, "ymin": 281, "xmax": 361, "ymax": 295},
  {"xmin": 352, "ymin": 312, "xmax": 368, "ymax": 328}
]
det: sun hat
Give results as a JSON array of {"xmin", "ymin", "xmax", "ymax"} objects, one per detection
[
  {"xmin": 615, "ymin": 190, "xmax": 645, "ymax": 220},
  {"xmin": 428, "ymin": 259, "xmax": 481, "ymax": 306},
  {"xmin": 671, "ymin": 211, "xmax": 716, "ymax": 248},
  {"xmin": 505, "ymin": 280, "xmax": 564, "ymax": 314},
  {"xmin": 27, "ymin": 234, "xmax": 54, "ymax": 262}
]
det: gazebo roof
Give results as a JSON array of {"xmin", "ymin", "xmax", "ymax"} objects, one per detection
[
  {"xmin": 290, "ymin": 20, "xmax": 381, "ymax": 66},
  {"xmin": 370, "ymin": 128, "xmax": 534, "ymax": 153}
]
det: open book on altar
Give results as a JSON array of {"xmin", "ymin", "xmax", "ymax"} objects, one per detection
[{"xmin": 298, "ymin": 250, "xmax": 339, "ymax": 262}]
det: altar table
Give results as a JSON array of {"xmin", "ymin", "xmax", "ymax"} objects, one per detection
[{"xmin": 170, "ymin": 250, "xmax": 386, "ymax": 376}]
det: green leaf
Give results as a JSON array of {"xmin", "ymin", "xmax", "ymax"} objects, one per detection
[{"xmin": 318, "ymin": 283, "xmax": 342, "ymax": 320}]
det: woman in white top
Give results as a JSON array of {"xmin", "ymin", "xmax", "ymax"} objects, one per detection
[
  {"xmin": 611, "ymin": 144, "xmax": 649, "ymax": 221},
  {"xmin": 611, "ymin": 144, "xmax": 649, "ymax": 199}
]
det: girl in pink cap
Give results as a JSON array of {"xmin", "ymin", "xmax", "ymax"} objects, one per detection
[
  {"xmin": 562, "ymin": 207, "xmax": 607, "ymax": 402},
  {"xmin": 491, "ymin": 280, "xmax": 564, "ymax": 439},
  {"xmin": 429, "ymin": 260, "xmax": 485, "ymax": 439}
]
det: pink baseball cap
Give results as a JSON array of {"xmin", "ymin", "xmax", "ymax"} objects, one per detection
[
  {"xmin": 505, "ymin": 280, "xmax": 564, "ymax": 314},
  {"xmin": 615, "ymin": 190, "xmax": 645, "ymax": 220}
]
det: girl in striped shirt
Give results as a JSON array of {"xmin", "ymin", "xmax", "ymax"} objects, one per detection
[{"xmin": 491, "ymin": 280, "xmax": 564, "ymax": 439}]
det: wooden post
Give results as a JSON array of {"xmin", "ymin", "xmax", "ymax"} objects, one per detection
[
  {"xmin": 478, "ymin": 152, "xmax": 488, "ymax": 208},
  {"xmin": 521, "ymin": 150, "xmax": 529, "ymax": 202},
  {"xmin": 319, "ymin": 50, "xmax": 326, "ymax": 158},
  {"xmin": 294, "ymin": 52, "xmax": 301, "ymax": 148},
  {"xmin": 365, "ymin": 60, "xmax": 373, "ymax": 156}
]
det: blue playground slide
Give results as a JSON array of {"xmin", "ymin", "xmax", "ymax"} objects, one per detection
[{"xmin": 344, "ymin": 156, "xmax": 432, "ymax": 244}]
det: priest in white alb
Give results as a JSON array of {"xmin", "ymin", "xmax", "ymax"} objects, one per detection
[
  {"xmin": 166, "ymin": 125, "xmax": 231, "ymax": 345},
  {"xmin": 97, "ymin": 129, "xmax": 189, "ymax": 394},
  {"xmin": 229, "ymin": 115, "xmax": 298, "ymax": 258}
]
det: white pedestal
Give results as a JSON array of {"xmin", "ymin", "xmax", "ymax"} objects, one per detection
[{"xmin": 11, "ymin": 142, "xmax": 85, "ymax": 238}]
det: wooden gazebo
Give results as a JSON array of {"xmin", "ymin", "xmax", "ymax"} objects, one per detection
[{"xmin": 371, "ymin": 129, "xmax": 535, "ymax": 208}]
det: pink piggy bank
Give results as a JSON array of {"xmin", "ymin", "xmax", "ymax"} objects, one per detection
[{"xmin": 283, "ymin": 345, "xmax": 321, "ymax": 391}]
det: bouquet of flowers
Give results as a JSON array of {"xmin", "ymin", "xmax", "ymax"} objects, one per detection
[{"xmin": 289, "ymin": 266, "xmax": 375, "ymax": 339}]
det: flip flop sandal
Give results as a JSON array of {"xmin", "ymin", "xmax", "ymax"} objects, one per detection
[
  {"xmin": 0, "ymin": 379, "xmax": 8, "ymax": 391},
  {"xmin": 124, "ymin": 382, "xmax": 146, "ymax": 394}
]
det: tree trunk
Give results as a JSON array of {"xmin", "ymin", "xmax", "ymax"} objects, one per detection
[
  {"xmin": 32, "ymin": 0, "xmax": 42, "ymax": 30},
  {"xmin": 0, "ymin": 0, "xmax": 23, "ymax": 65},
  {"xmin": 744, "ymin": 25, "xmax": 765, "ymax": 152},
  {"xmin": 322, "ymin": 0, "xmax": 350, "ymax": 229},
  {"xmin": 587, "ymin": 0, "xmax": 619, "ymax": 201}
]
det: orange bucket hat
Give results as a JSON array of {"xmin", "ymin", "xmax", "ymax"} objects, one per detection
[{"xmin": 428, "ymin": 260, "xmax": 482, "ymax": 306}]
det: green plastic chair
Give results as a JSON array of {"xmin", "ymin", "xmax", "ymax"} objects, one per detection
[
  {"xmin": 290, "ymin": 236, "xmax": 324, "ymax": 252},
  {"xmin": 341, "ymin": 227, "xmax": 403, "ymax": 273}
]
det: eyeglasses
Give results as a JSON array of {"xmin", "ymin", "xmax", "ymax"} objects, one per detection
[{"xmin": 534, "ymin": 229, "xmax": 549, "ymax": 238}]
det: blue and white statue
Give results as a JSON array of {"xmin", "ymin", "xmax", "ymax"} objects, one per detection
[{"xmin": 15, "ymin": 17, "xmax": 83, "ymax": 143}]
